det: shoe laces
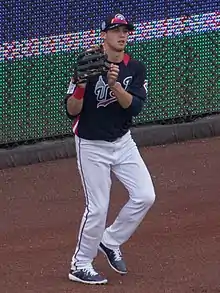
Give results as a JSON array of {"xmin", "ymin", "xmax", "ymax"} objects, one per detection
[
  {"xmin": 82, "ymin": 266, "xmax": 98, "ymax": 276},
  {"xmin": 113, "ymin": 248, "xmax": 122, "ymax": 261}
]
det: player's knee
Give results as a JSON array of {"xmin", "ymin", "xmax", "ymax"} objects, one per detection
[
  {"xmin": 135, "ymin": 188, "xmax": 156, "ymax": 208},
  {"xmin": 144, "ymin": 189, "xmax": 156, "ymax": 207},
  {"xmin": 90, "ymin": 204, "xmax": 108, "ymax": 220}
]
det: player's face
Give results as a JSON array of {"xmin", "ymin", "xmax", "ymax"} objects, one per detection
[{"xmin": 104, "ymin": 26, "xmax": 129, "ymax": 52}]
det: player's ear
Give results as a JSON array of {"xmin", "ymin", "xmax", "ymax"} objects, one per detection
[{"xmin": 100, "ymin": 31, "xmax": 106, "ymax": 40}]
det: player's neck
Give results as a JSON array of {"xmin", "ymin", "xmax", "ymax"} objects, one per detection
[{"xmin": 105, "ymin": 49, "xmax": 124, "ymax": 64}]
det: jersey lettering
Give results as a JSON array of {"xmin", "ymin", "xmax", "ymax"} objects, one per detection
[
  {"xmin": 95, "ymin": 76, "xmax": 132, "ymax": 108},
  {"xmin": 123, "ymin": 76, "xmax": 133, "ymax": 89},
  {"xmin": 143, "ymin": 79, "xmax": 148, "ymax": 94},
  {"xmin": 94, "ymin": 76, "xmax": 112, "ymax": 107}
]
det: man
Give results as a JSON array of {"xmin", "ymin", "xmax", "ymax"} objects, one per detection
[{"xmin": 64, "ymin": 13, "xmax": 156, "ymax": 285}]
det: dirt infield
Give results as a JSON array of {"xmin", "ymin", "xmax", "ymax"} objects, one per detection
[{"xmin": 0, "ymin": 136, "xmax": 220, "ymax": 293}]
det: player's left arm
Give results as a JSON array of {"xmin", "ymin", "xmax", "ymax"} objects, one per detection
[{"xmin": 109, "ymin": 62, "xmax": 147, "ymax": 116}]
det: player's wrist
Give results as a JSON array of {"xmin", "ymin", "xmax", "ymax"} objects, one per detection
[
  {"xmin": 73, "ymin": 86, "xmax": 85, "ymax": 100},
  {"xmin": 109, "ymin": 82, "xmax": 121, "ymax": 91},
  {"xmin": 77, "ymin": 80, "xmax": 87, "ymax": 88}
]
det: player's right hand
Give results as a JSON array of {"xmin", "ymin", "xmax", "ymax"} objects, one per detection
[{"xmin": 107, "ymin": 64, "xmax": 119, "ymax": 87}]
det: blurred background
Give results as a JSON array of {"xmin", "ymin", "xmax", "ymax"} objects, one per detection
[{"xmin": 1, "ymin": 0, "xmax": 219, "ymax": 146}]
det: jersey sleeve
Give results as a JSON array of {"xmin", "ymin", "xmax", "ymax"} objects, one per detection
[
  {"xmin": 125, "ymin": 61, "xmax": 148, "ymax": 116},
  {"xmin": 127, "ymin": 61, "xmax": 147, "ymax": 101}
]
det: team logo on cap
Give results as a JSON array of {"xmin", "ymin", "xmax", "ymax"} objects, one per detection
[
  {"xmin": 114, "ymin": 14, "xmax": 126, "ymax": 20},
  {"xmin": 111, "ymin": 13, "xmax": 127, "ymax": 24}
]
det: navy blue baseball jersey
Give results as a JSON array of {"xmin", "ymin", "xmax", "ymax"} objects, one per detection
[{"xmin": 64, "ymin": 54, "xmax": 148, "ymax": 142}]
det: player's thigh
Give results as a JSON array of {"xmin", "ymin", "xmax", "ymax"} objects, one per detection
[
  {"xmin": 112, "ymin": 145, "xmax": 155, "ymax": 204},
  {"xmin": 75, "ymin": 135, "xmax": 112, "ymax": 206}
]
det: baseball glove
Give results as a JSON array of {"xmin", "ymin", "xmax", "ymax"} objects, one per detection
[{"xmin": 74, "ymin": 45, "xmax": 110, "ymax": 84}]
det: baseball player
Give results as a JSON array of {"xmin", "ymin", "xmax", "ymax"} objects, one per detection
[{"xmin": 64, "ymin": 13, "xmax": 156, "ymax": 285}]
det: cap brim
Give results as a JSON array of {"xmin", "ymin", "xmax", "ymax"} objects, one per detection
[{"xmin": 105, "ymin": 23, "xmax": 135, "ymax": 32}]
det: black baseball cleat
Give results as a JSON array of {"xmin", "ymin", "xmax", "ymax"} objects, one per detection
[
  {"xmin": 68, "ymin": 266, "xmax": 108, "ymax": 285},
  {"xmin": 99, "ymin": 242, "xmax": 127, "ymax": 274}
]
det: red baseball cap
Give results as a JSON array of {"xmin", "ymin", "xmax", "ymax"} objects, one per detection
[{"xmin": 101, "ymin": 13, "xmax": 134, "ymax": 32}]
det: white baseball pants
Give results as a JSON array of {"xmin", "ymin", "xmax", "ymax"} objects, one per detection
[{"xmin": 71, "ymin": 130, "xmax": 156, "ymax": 270}]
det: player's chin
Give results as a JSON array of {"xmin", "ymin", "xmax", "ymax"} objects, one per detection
[{"xmin": 114, "ymin": 45, "xmax": 126, "ymax": 52}]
